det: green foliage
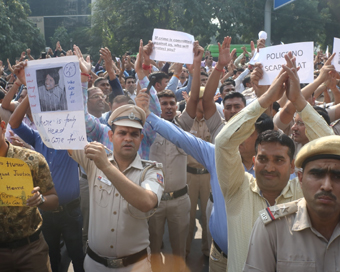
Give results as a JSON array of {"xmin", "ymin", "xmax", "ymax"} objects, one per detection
[
  {"xmin": 90, "ymin": 0, "xmax": 217, "ymax": 56},
  {"xmin": 50, "ymin": 26, "xmax": 70, "ymax": 50},
  {"xmin": 0, "ymin": 0, "xmax": 45, "ymax": 62}
]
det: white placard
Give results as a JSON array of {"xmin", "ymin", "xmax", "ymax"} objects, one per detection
[
  {"xmin": 25, "ymin": 56, "xmax": 87, "ymax": 149},
  {"xmin": 257, "ymin": 42, "xmax": 314, "ymax": 85},
  {"xmin": 258, "ymin": 31, "xmax": 267, "ymax": 40},
  {"xmin": 150, "ymin": 29, "xmax": 194, "ymax": 64},
  {"xmin": 332, "ymin": 38, "xmax": 340, "ymax": 72}
]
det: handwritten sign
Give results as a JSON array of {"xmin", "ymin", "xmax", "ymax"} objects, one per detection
[
  {"xmin": 0, "ymin": 157, "xmax": 33, "ymax": 206},
  {"xmin": 332, "ymin": 37, "xmax": 340, "ymax": 72},
  {"xmin": 257, "ymin": 42, "xmax": 314, "ymax": 85},
  {"xmin": 150, "ymin": 29, "xmax": 194, "ymax": 64},
  {"xmin": 25, "ymin": 56, "xmax": 87, "ymax": 149}
]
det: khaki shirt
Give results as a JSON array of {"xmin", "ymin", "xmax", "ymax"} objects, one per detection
[
  {"xmin": 215, "ymin": 100, "xmax": 331, "ymax": 272},
  {"xmin": 187, "ymin": 118, "xmax": 211, "ymax": 168},
  {"xmin": 0, "ymin": 103, "xmax": 18, "ymax": 125},
  {"xmin": 205, "ymin": 109, "xmax": 224, "ymax": 144},
  {"xmin": 273, "ymin": 111, "xmax": 293, "ymax": 136},
  {"xmin": 0, "ymin": 142, "xmax": 54, "ymax": 242},
  {"xmin": 150, "ymin": 110, "xmax": 194, "ymax": 192},
  {"xmin": 243, "ymin": 198, "xmax": 340, "ymax": 272},
  {"xmin": 71, "ymin": 150, "xmax": 164, "ymax": 258}
]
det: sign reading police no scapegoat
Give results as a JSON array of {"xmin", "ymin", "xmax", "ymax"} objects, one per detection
[{"xmin": 258, "ymin": 42, "xmax": 314, "ymax": 85}]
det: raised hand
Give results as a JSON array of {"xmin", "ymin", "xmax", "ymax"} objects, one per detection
[
  {"xmin": 317, "ymin": 53, "xmax": 336, "ymax": 83},
  {"xmin": 282, "ymin": 54, "xmax": 302, "ymax": 106},
  {"xmin": 135, "ymin": 88, "xmax": 151, "ymax": 116},
  {"xmin": 217, "ymin": 36, "xmax": 236, "ymax": 68},
  {"xmin": 84, "ymin": 141, "xmax": 112, "ymax": 171},
  {"xmin": 100, "ymin": 47, "xmax": 113, "ymax": 71},
  {"xmin": 193, "ymin": 41, "xmax": 204, "ymax": 63},
  {"xmin": 13, "ymin": 61, "xmax": 27, "ymax": 85},
  {"xmin": 257, "ymin": 39, "xmax": 266, "ymax": 52},
  {"xmin": 73, "ymin": 45, "xmax": 91, "ymax": 74},
  {"xmin": 143, "ymin": 40, "xmax": 153, "ymax": 65}
]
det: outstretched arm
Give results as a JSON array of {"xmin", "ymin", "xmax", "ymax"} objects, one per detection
[{"xmin": 203, "ymin": 37, "xmax": 236, "ymax": 120}]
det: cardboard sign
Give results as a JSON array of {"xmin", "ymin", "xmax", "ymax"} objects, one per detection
[
  {"xmin": 25, "ymin": 56, "xmax": 87, "ymax": 149},
  {"xmin": 257, "ymin": 42, "xmax": 314, "ymax": 85},
  {"xmin": 0, "ymin": 157, "xmax": 33, "ymax": 206},
  {"xmin": 332, "ymin": 37, "xmax": 340, "ymax": 72},
  {"xmin": 150, "ymin": 29, "xmax": 194, "ymax": 64}
]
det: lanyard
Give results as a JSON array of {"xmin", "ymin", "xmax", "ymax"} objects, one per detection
[{"xmin": 259, "ymin": 190, "xmax": 271, "ymax": 207}]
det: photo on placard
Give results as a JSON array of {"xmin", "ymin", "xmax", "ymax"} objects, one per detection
[{"xmin": 36, "ymin": 67, "xmax": 68, "ymax": 112}]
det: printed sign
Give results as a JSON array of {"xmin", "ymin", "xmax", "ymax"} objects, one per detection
[
  {"xmin": 25, "ymin": 56, "xmax": 87, "ymax": 149},
  {"xmin": 332, "ymin": 38, "xmax": 340, "ymax": 72},
  {"xmin": 257, "ymin": 42, "xmax": 314, "ymax": 85},
  {"xmin": 0, "ymin": 157, "xmax": 33, "ymax": 206},
  {"xmin": 150, "ymin": 29, "xmax": 194, "ymax": 64}
]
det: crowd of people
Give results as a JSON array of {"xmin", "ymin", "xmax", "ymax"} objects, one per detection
[{"xmin": 0, "ymin": 35, "xmax": 340, "ymax": 272}]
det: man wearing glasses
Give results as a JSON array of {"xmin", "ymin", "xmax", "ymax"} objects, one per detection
[{"xmin": 87, "ymin": 87, "xmax": 107, "ymax": 118}]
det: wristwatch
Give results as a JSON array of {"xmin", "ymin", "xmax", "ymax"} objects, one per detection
[{"xmin": 38, "ymin": 194, "xmax": 45, "ymax": 206}]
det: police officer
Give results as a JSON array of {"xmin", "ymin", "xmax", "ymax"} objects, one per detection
[
  {"xmin": 244, "ymin": 135, "xmax": 340, "ymax": 272},
  {"xmin": 69, "ymin": 104, "xmax": 164, "ymax": 272}
]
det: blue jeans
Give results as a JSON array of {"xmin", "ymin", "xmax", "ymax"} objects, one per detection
[{"xmin": 41, "ymin": 204, "xmax": 85, "ymax": 272}]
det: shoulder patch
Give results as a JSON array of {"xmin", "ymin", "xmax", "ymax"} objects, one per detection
[
  {"xmin": 157, "ymin": 173, "xmax": 164, "ymax": 185},
  {"xmin": 259, "ymin": 200, "xmax": 299, "ymax": 225}
]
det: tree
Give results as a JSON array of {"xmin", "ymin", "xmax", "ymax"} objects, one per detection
[
  {"xmin": 0, "ymin": 0, "xmax": 45, "ymax": 62},
  {"xmin": 90, "ymin": 0, "xmax": 216, "ymax": 56},
  {"xmin": 318, "ymin": 0, "xmax": 340, "ymax": 50},
  {"xmin": 210, "ymin": 0, "xmax": 331, "ymax": 47},
  {"xmin": 49, "ymin": 26, "xmax": 70, "ymax": 51}
]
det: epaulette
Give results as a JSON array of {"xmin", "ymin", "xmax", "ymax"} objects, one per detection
[
  {"xmin": 259, "ymin": 200, "xmax": 299, "ymax": 225},
  {"xmin": 331, "ymin": 120, "xmax": 340, "ymax": 135},
  {"xmin": 141, "ymin": 159, "xmax": 163, "ymax": 169},
  {"xmin": 331, "ymin": 119, "xmax": 340, "ymax": 127}
]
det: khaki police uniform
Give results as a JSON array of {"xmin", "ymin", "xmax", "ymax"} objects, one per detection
[
  {"xmin": 186, "ymin": 118, "xmax": 211, "ymax": 256},
  {"xmin": 215, "ymin": 101, "xmax": 333, "ymax": 272},
  {"xmin": 243, "ymin": 198, "xmax": 340, "ymax": 272},
  {"xmin": 149, "ymin": 110, "xmax": 194, "ymax": 272},
  {"xmin": 71, "ymin": 105, "xmax": 165, "ymax": 272}
]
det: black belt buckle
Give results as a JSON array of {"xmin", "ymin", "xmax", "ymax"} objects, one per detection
[
  {"xmin": 161, "ymin": 192, "xmax": 174, "ymax": 201},
  {"xmin": 107, "ymin": 258, "xmax": 124, "ymax": 268},
  {"xmin": 197, "ymin": 168, "xmax": 207, "ymax": 174}
]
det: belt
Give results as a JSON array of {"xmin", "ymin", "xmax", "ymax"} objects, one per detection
[
  {"xmin": 213, "ymin": 240, "xmax": 227, "ymax": 258},
  {"xmin": 51, "ymin": 197, "xmax": 80, "ymax": 213},
  {"xmin": 87, "ymin": 246, "xmax": 147, "ymax": 268},
  {"xmin": 187, "ymin": 165, "xmax": 209, "ymax": 175},
  {"xmin": 80, "ymin": 173, "xmax": 87, "ymax": 179},
  {"xmin": 161, "ymin": 186, "xmax": 187, "ymax": 201},
  {"xmin": 209, "ymin": 192, "xmax": 214, "ymax": 203},
  {"xmin": 0, "ymin": 229, "xmax": 41, "ymax": 249}
]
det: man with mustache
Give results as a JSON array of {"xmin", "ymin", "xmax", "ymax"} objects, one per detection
[
  {"xmin": 69, "ymin": 104, "xmax": 164, "ymax": 271},
  {"xmin": 215, "ymin": 54, "xmax": 334, "ymax": 272},
  {"xmin": 243, "ymin": 135, "xmax": 340, "ymax": 272}
]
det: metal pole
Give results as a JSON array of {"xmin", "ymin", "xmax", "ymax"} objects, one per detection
[{"xmin": 264, "ymin": 0, "xmax": 272, "ymax": 46}]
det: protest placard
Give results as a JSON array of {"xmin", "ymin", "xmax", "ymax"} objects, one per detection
[
  {"xmin": 257, "ymin": 42, "xmax": 314, "ymax": 85},
  {"xmin": 332, "ymin": 37, "xmax": 340, "ymax": 72},
  {"xmin": 25, "ymin": 56, "xmax": 87, "ymax": 149},
  {"xmin": 150, "ymin": 29, "xmax": 194, "ymax": 64},
  {"xmin": 0, "ymin": 157, "xmax": 33, "ymax": 206}
]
